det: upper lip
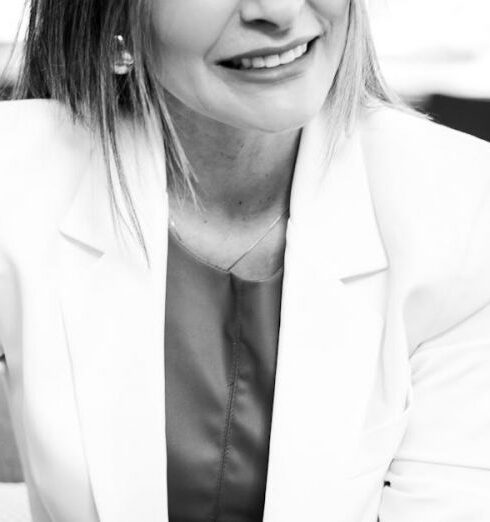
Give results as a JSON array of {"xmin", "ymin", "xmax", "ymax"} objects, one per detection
[{"xmin": 218, "ymin": 35, "xmax": 320, "ymax": 63}]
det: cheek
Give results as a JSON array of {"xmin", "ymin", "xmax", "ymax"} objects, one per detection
[
  {"xmin": 313, "ymin": 0, "xmax": 351, "ymax": 25},
  {"xmin": 317, "ymin": 0, "xmax": 351, "ymax": 61},
  {"xmin": 151, "ymin": 0, "xmax": 234, "ymax": 58}
]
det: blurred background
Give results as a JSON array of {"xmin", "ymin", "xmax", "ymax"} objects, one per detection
[
  {"xmin": 370, "ymin": 0, "xmax": 490, "ymax": 140},
  {"xmin": 0, "ymin": 0, "xmax": 490, "ymax": 520},
  {"xmin": 0, "ymin": 0, "xmax": 24, "ymax": 99}
]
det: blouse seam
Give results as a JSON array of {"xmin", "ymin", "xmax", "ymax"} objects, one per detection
[{"xmin": 212, "ymin": 280, "xmax": 243, "ymax": 522}]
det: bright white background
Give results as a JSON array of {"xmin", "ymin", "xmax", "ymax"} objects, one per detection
[
  {"xmin": 370, "ymin": 0, "xmax": 490, "ymax": 99},
  {"xmin": 0, "ymin": 0, "xmax": 26, "ymax": 43}
]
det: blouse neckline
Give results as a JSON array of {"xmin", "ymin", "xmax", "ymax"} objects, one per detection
[{"xmin": 168, "ymin": 227, "xmax": 284, "ymax": 285}]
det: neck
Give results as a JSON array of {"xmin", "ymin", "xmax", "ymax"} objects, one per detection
[{"xmin": 165, "ymin": 92, "xmax": 301, "ymax": 222}]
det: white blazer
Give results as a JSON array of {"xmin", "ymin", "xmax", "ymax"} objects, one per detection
[{"xmin": 1, "ymin": 99, "xmax": 490, "ymax": 522}]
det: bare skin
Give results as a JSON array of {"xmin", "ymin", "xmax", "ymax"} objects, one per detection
[{"xmin": 166, "ymin": 92, "xmax": 301, "ymax": 281}]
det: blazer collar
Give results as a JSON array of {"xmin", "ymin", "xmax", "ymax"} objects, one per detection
[
  {"xmin": 57, "ymin": 105, "xmax": 389, "ymax": 522},
  {"xmin": 59, "ymin": 107, "xmax": 388, "ymax": 280},
  {"xmin": 59, "ymin": 118, "xmax": 168, "ymax": 268},
  {"xmin": 288, "ymin": 107, "xmax": 388, "ymax": 280}
]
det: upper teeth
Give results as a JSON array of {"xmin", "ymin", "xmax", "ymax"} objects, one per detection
[{"xmin": 233, "ymin": 43, "xmax": 308, "ymax": 70}]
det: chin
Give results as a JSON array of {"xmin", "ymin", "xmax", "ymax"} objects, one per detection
[
  {"xmin": 240, "ymin": 103, "xmax": 327, "ymax": 133},
  {"xmin": 245, "ymin": 115, "xmax": 312, "ymax": 133},
  {"xmin": 250, "ymin": 106, "xmax": 321, "ymax": 133}
]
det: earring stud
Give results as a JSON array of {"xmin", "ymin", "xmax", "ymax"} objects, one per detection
[{"xmin": 113, "ymin": 35, "xmax": 135, "ymax": 75}]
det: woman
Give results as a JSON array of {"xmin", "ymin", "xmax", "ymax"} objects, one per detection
[{"xmin": 1, "ymin": 0, "xmax": 490, "ymax": 521}]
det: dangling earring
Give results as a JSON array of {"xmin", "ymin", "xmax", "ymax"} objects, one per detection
[{"xmin": 112, "ymin": 35, "xmax": 135, "ymax": 75}]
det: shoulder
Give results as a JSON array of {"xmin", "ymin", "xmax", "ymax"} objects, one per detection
[
  {"xmin": 360, "ymin": 105, "xmax": 490, "ymax": 248},
  {"xmin": 0, "ymin": 98, "xmax": 92, "ymax": 161},
  {"xmin": 360, "ymin": 104, "xmax": 490, "ymax": 178},
  {"xmin": 360, "ymin": 104, "xmax": 490, "ymax": 253},
  {"xmin": 0, "ymin": 98, "xmax": 73, "ymax": 138},
  {"xmin": 0, "ymin": 99, "xmax": 93, "ymax": 192},
  {"xmin": 359, "ymin": 105, "xmax": 490, "ymax": 343},
  {"xmin": 0, "ymin": 100, "xmax": 94, "ymax": 248}
]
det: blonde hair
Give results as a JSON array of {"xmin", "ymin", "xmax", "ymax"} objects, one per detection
[
  {"xmin": 15, "ymin": 0, "xmax": 400, "ymax": 263},
  {"xmin": 329, "ymin": 0, "xmax": 402, "ymax": 132}
]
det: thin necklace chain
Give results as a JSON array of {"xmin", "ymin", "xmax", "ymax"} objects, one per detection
[{"xmin": 169, "ymin": 207, "xmax": 290, "ymax": 272}]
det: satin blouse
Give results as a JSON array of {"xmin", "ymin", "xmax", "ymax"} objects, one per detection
[{"xmin": 164, "ymin": 228, "xmax": 284, "ymax": 521}]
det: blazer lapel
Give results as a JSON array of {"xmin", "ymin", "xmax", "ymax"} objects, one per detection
[
  {"xmin": 57, "ymin": 124, "xmax": 170, "ymax": 522},
  {"xmin": 263, "ymin": 108, "xmax": 390, "ymax": 521}
]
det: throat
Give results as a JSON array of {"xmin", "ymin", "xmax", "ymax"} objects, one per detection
[{"xmin": 164, "ymin": 89, "xmax": 302, "ymax": 219}]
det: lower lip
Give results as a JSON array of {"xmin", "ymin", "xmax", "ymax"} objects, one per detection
[{"xmin": 217, "ymin": 37, "xmax": 321, "ymax": 84}]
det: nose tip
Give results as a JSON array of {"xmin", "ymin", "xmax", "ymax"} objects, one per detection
[{"xmin": 240, "ymin": 0, "xmax": 304, "ymax": 31}]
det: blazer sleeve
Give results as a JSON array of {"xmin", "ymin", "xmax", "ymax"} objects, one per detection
[{"xmin": 379, "ymin": 295, "xmax": 490, "ymax": 520}]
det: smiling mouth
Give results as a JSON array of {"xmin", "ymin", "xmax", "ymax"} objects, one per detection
[{"xmin": 219, "ymin": 37, "xmax": 319, "ymax": 71}]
